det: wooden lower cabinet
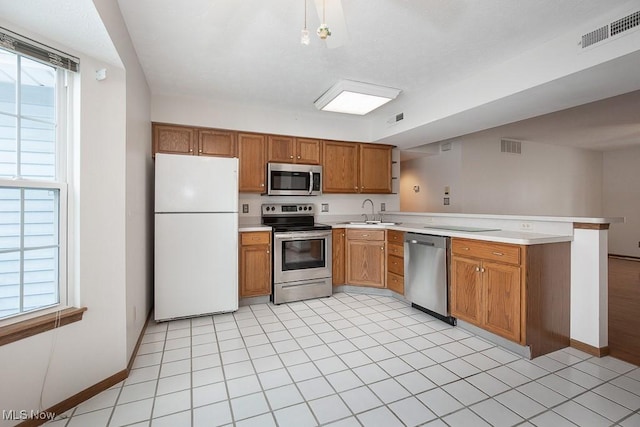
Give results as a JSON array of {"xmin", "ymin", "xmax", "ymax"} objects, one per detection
[
  {"xmin": 450, "ymin": 238, "xmax": 570, "ymax": 357},
  {"xmin": 386, "ymin": 230, "xmax": 405, "ymax": 294},
  {"xmin": 346, "ymin": 229, "xmax": 385, "ymax": 288},
  {"xmin": 332, "ymin": 228, "xmax": 346, "ymax": 285},
  {"xmin": 239, "ymin": 232, "xmax": 272, "ymax": 297}
]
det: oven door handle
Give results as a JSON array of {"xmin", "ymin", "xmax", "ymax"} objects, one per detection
[{"xmin": 275, "ymin": 231, "xmax": 331, "ymax": 240}]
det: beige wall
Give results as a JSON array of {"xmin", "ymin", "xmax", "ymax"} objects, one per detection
[
  {"xmin": 400, "ymin": 135, "xmax": 603, "ymax": 217},
  {"xmin": 603, "ymin": 146, "xmax": 640, "ymax": 257}
]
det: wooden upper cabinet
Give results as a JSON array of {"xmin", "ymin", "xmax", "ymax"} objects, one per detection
[
  {"xmin": 359, "ymin": 143, "xmax": 392, "ymax": 194},
  {"xmin": 198, "ymin": 129, "xmax": 236, "ymax": 157},
  {"xmin": 322, "ymin": 141, "xmax": 359, "ymax": 193},
  {"xmin": 268, "ymin": 135, "xmax": 295, "ymax": 163},
  {"xmin": 153, "ymin": 123, "xmax": 196, "ymax": 156},
  {"xmin": 268, "ymin": 136, "xmax": 321, "ymax": 164},
  {"xmin": 295, "ymin": 138, "xmax": 321, "ymax": 164},
  {"xmin": 238, "ymin": 133, "xmax": 267, "ymax": 193}
]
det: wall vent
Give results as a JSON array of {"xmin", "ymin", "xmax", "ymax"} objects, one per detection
[
  {"xmin": 581, "ymin": 25, "xmax": 609, "ymax": 48},
  {"xmin": 441, "ymin": 142, "xmax": 452, "ymax": 152},
  {"xmin": 611, "ymin": 10, "xmax": 640, "ymax": 36},
  {"xmin": 501, "ymin": 139, "xmax": 522, "ymax": 154},
  {"xmin": 580, "ymin": 10, "xmax": 640, "ymax": 49},
  {"xmin": 387, "ymin": 112, "xmax": 404, "ymax": 125}
]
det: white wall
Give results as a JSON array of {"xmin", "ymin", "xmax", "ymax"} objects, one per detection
[
  {"xmin": 400, "ymin": 134, "xmax": 604, "ymax": 217},
  {"xmin": 0, "ymin": 24, "xmax": 129, "ymax": 425},
  {"xmin": 603, "ymin": 146, "xmax": 640, "ymax": 257},
  {"xmin": 151, "ymin": 93, "xmax": 371, "ymax": 142},
  {"xmin": 94, "ymin": 0, "xmax": 153, "ymax": 360}
]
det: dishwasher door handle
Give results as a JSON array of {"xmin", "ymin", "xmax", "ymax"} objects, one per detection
[{"xmin": 409, "ymin": 240, "xmax": 435, "ymax": 246}]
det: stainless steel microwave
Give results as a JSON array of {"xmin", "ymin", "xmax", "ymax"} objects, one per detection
[{"xmin": 267, "ymin": 163, "xmax": 322, "ymax": 196}]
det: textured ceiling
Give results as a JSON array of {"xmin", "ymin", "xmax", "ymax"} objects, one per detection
[
  {"xmin": 117, "ymin": 0, "xmax": 627, "ymax": 111},
  {"xmin": 1, "ymin": 0, "xmax": 638, "ymax": 151}
]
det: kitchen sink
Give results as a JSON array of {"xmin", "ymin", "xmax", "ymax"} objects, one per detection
[{"xmin": 339, "ymin": 221, "xmax": 401, "ymax": 226}]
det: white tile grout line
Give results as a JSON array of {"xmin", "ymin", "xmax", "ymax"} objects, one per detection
[{"xmin": 52, "ymin": 292, "xmax": 640, "ymax": 427}]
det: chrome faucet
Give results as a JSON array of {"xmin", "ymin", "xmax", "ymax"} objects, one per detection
[{"xmin": 362, "ymin": 198, "xmax": 375, "ymax": 221}]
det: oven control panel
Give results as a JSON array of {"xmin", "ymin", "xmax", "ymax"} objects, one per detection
[{"xmin": 262, "ymin": 203, "xmax": 315, "ymax": 216}]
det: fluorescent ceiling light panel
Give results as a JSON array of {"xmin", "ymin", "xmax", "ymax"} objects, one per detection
[{"xmin": 314, "ymin": 80, "xmax": 401, "ymax": 115}]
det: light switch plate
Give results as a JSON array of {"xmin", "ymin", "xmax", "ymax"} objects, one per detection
[
  {"xmin": 321, "ymin": 203, "xmax": 329, "ymax": 212},
  {"xmin": 242, "ymin": 204, "xmax": 249, "ymax": 213}
]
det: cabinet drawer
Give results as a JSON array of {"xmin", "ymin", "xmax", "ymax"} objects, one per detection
[
  {"xmin": 387, "ymin": 242, "xmax": 404, "ymax": 257},
  {"xmin": 387, "ymin": 254, "xmax": 404, "ymax": 276},
  {"xmin": 452, "ymin": 238, "xmax": 520, "ymax": 265},
  {"xmin": 347, "ymin": 229, "xmax": 385, "ymax": 241},
  {"xmin": 387, "ymin": 230, "xmax": 404, "ymax": 244},
  {"xmin": 387, "ymin": 272, "xmax": 404, "ymax": 294},
  {"xmin": 241, "ymin": 231, "xmax": 271, "ymax": 246}
]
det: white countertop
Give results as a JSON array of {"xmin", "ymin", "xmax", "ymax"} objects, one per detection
[
  {"xmin": 328, "ymin": 222, "xmax": 573, "ymax": 245},
  {"xmin": 384, "ymin": 211, "xmax": 624, "ymax": 224},
  {"xmin": 238, "ymin": 222, "xmax": 271, "ymax": 232}
]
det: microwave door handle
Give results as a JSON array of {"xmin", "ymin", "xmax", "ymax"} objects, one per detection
[{"xmin": 309, "ymin": 171, "xmax": 313, "ymax": 194}]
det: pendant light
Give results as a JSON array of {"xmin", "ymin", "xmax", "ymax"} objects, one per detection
[
  {"xmin": 301, "ymin": 0, "xmax": 310, "ymax": 45},
  {"xmin": 317, "ymin": 0, "xmax": 331, "ymax": 39}
]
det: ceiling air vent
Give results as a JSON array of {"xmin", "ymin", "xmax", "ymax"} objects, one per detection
[
  {"xmin": 580, "ymin": 10, "xmax": 640, "ymax": 49},
  {"xmin": 611, "ymin": 10, "xmax": 640, "ymax": 36},
  {"xmin": 387, "ymin": 112, "xmax": 404, "ymax": 126},
  {"xmin": 501, "ymin": 139, "xmax": 522, "ymax": 154},
  {"xmin": 581, "ymin": 25, "xmax": 609, "ymax": 48}
]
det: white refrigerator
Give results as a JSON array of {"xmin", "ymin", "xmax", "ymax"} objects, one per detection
[{"xmin": 154, "ymin": 153, "xmax": 239, "ymax": 321}]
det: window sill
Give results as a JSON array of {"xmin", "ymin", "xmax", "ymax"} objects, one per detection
[{"xmin": 0, "ymin": 307, "xmax": 87, "ymax": 347}]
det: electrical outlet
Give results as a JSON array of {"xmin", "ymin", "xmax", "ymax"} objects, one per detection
[
  {"xmin": 443, "ymin": 197, "xmax": 450, "ymax": 205},
  {"xmin": 380, "ymin": 203, "xmax": 386, "ymax": 212},
  {"xmin": 242, "ymin": 204, "xmax": 249, "ymax": 214},
  {"xmin": 520, "ymin": 222, "xmax": 533, "ymax": 231},
  {"xmin": 321, "ymin": 203, "xmax": 329, "ymax": 212}
]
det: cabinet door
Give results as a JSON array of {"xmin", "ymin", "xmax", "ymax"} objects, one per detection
[
  {"xmin": 240, "ymin": 244, "xmax": 271, "ymax": 297},
  {"xmin": 483, "ymin": 261, "xmax": 522, "ymax": 342},
  {"xmin": 346, "ymin": 240, "xmax": 385, "ymax": 287},
  {"xmin": 359, "ymin": 144, "xmax": 392, "ymax": 194},
  {"xmin": 332, "ymin": 228, "xmax": 346, "ymax": 286},
  {"xmin": 153, "ymin": 123, "xmax": 196, "ymax": 156},
  {"xmin": 198, "ymin": 129, "xmax": 236, "ymax": 157},
  {"xmin": 267, "ymin": 135, "xmax": 295, "ymax": 163},
  {"xmin": 295, "ymin": 138, "xmax": 321, "ymax": 165},
  {"xmin": 322, "ymin": 141, "xmax": 359, "ymax": 193},
  {"xmin": 238, "ymin": 133, "xmax": 266, "ymax": 192},
  {"xmin": 450, "ymin": 256, "xmax": 482, "ymax": 325}
]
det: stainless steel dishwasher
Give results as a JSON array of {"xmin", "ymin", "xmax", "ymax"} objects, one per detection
[{"xmin": 405, "ymin": 233, "xmax": 456, "ymax": 325}]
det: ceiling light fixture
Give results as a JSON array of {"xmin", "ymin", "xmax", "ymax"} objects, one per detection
[
  {"xmin": 301, "ymin": 0, "xmax": 310, "ymax": 45},
  {"xmin": 314, "ymin": 80, "xmax": 402, "ymax": 115}
]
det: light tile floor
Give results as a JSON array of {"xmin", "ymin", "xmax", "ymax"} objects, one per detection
[{"xmin": 47, "ymin": 293, "xmax": 640, "ymax": 426}]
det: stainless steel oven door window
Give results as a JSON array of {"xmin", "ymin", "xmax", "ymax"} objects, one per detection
[
  {"xmin": 274, "ymin": 231, "xmax": 332, "ymax": 283},
  {"xmin": 267, "ymin": 163, "xmax": 322, "ymax": 196}
]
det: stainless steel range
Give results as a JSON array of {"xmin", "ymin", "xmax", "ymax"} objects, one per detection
[{"xmin": 262, "ymin": 203, "xmax": 332, "ymax": 304}]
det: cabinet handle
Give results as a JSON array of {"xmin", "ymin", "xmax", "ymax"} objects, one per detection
[
  {"xmin": 341, "ymin": 233, "xmax": 345, "ymax": 237},
  {"xmin": 492, "ymin": 252, "xmax": 504, "ymax": 256},
  {"xmin": 297, "ymin": 155, "xmax": 301, "ymax": 159},
  {"xmin": 481, "ymin": 267, "xmax": 485, "ymax": 273},
  {"xmin": 462, "ymin": 247, "xmax": 470, "ymax": 251},
  {"xmin": 266, "ymin": 250, "xmax": 270, "ymax": 254},
  {"xmin": 381, "ymin": 247, "xmax": 384, "ymax": 251},
  {"xmin": 199, "ymin": 149, "xmax": 202, "ymax": 153},
  {"xmin": 354, "ymin": 186, "xmax": 358, "ymax": 190},
  {"xmin": 475, "ymin": 266, "xmax": 480, "ymax": 272},
  {"xmin": 290, "ymin": 155, "xmax": 294, "ymax": 159},
  {"xmin": 261, "ymin": 183, "xmax": 265, "ymax": 187}
]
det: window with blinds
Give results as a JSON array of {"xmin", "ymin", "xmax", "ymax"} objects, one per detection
[{"xmin": 0, "ymin": 29, "xmax": 76, "ymax": 320}]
